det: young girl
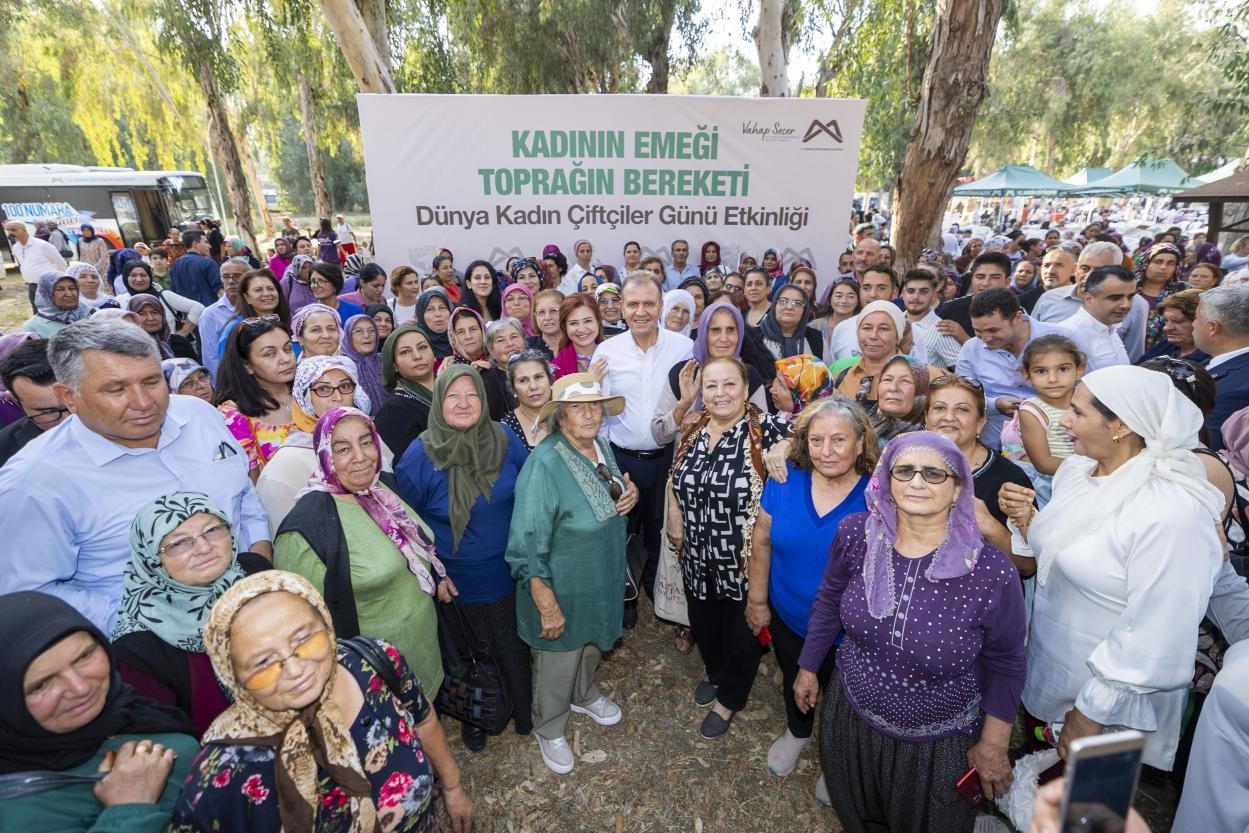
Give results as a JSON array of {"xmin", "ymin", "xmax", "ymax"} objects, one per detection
[{"xmin": 1015, "ymin": 334, "xmax": 1085, "ymax": 504}]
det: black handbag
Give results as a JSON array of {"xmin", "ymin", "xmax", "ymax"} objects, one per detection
[{"xmin": 435, "ymin": 598, "xmax": 512, "ymax": 734}]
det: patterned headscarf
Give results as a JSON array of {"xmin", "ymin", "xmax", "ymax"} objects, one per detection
[
  {"xmin": 311, "ymin": 407, "xmax": 444, "ymax": 595},
  {"xmin": 862, "ymin": 431, "xmax": 982, "ymax": 618},
  {"xmin": 339, "ymin": 314, "xmax": 386, "ymax": 416},
  {"xmin": 501, "ymin": 283, "xmax": 537, "ymax": 337},
  {"xmin": 512, "ymin": 257, "xmax": 544, "ymax": 288},
  {"xmin": 763, "ymin": 247, "xmax": 784, "ymax": 280},
  {"xmin": 448, "ymin": 306, "xmax": 487, "ymax": 362},
  {"xmin": 291, "ymin": 302, "xmax": 342, "ymax": 345},
  {"xmin": 201, "ymin": 571, "xmax": 380, "ymax": 833},
  {"xmin": 111, "ymin": 492, "xmax": 244, "ymax": 651},
  {"xmin": 290, "ymin": 355, "xmax": 370, "ymax": 434},
  {"xmin": 282, "ymin": 254, "xmax": 315, "ymax": 286},
  {"xmin": 1135, "ymin": 242, "xmax": 1183, "ymax": 285},
  {"xmin": 127, "ymin": 293, "xmax": 173, "ymax": 358},
  {"xmin": 162, "ymin": 357, "xmax": 207, "ymax": 393},
  {"xmin": 33, "ymin": 272, "xmax": 92, "ymax": 326}
]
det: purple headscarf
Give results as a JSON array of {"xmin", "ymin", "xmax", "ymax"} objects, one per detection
[
  {"xmin": 862, "ymin": 431, "xmax": 982, "ymax": 619},
  {"xmin": 0, "ymin": 333, "xmax": 39, "ymax": 427},
  {"xmin": 127, "ymin": 293, "xmax": 173, "ymax": 359},
  {"xmin": 339, "ymin": 314, "xmax": 387, "ymax": 417},
  {"xmin": 691, "ymin": 301, "xmax": 746, "ymax": 409},
  {"xmin": 310, "ymin": 407, "xmax": 445, "ymax": 595},
  {"xmin": 1193, "ymin": 242, "xmax": 1223, "ymax": 267}
]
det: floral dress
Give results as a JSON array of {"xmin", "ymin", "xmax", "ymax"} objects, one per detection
[
  {"xmin": 218, "ymin": 400, "xmax": 297, "ymax": 470},
  {"xmin": 171, "ymin": 639, "xmax": 440, "ymax": 833}
]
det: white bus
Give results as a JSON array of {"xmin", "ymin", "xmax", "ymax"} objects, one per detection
[{"xmin": 1, "ymin": 164, "xmax": 215, "ymax": 258}]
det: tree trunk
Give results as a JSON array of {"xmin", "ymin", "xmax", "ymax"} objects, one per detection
[
  {"xmin": 643, "ymin": 0, "xmax": 678, "ymax": 94},
  {"xmin": 891, "ymin": 0, "xmax": 1003, "ymax": 269},
  {"xmin": 199, "ymin": 58, "xmax": 257, "ymax": 252},
  {"xmin": 316, "ymin": 0, "xmax": 396, "ymax": 93},
  {"xmin": 356, "ymin": 0, "xmax": 391, "ymax": 73},
  {"xmin": 297, "ymin": 70, "xmax": 333, "ymax": 221},
  {"xmin": 237, "ymin": 128, "xmax": 275, "ymax": 238},
  {"xmin": 753, "ymin": 0, "xmax": 789, "ymax": 97}
]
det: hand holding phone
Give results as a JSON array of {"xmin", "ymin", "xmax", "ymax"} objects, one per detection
[{"xmin": 1055, "ymin": 730, "xmax": 1146, "ymax": 833}]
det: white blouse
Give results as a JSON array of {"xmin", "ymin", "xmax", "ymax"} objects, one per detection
[{"xmin": 1015, "ymin": 460, "xmax": 1222, "ymax": 769}]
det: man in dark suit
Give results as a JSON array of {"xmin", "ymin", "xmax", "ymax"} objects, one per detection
[{"xmin": 1194, "ymin": 284, "xmax": 1249, "ymax": 450}]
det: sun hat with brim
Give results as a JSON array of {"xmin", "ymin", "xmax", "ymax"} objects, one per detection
[
  {"xmin": 595, "ymin": 283, "xmax": 621, "ymax": 299},
  {"xmin": 537, "ymin": 372, "xmax": 625, "ymax": 423}
]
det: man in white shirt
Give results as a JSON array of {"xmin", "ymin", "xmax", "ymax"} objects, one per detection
[
  {"xmin": 334, "ymin": 213, "xmax": 355, "ymax": 249},
  {"xmin": 4, "ymin": 219, "xmax": 69, "ymax": 313},
  {"xmin": 1193, "ymin": 283, "xmax": 1249, "ymax": 451},
  {"xmin": 663, "ymin": 239, "xmax": 700, "ymax": 290},
  {"xmin": 1060, "ymin": 265, "xmax": 1135, "ymax": 371},
  {"xmin": 0, "ymin": 319, "xmax": 271, "ymax": 633},
  {"xmin": 901, "ymin": 267, "xmax": 960, "ymax": 369},
  {"xmin": 593, "ymin": 272, "xmax": 693, "ymax": 625},
  {"xmin": 1032, "ymin": 241, "xmax": 1148, "ymax": 361}
]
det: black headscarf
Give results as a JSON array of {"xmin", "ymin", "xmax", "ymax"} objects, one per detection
[
  {"xmin": 758, "ymin": 283, "xmax": 813, "ymax": 359},
  {"xmin": 121, "ymin": 259, "xmax": 161, "ymax": 297},
  {"xmin": 415, "ymin": 286, "xmax": 454, "ymax": 359},
  {"xmin": 0, "ymin": 592, "xmax": 194, "ymax": 774}
]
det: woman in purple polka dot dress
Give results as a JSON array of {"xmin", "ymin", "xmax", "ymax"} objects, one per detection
[{"xmin": 794, "ymin": 431, "xmax": 1027, "ymax": 833}]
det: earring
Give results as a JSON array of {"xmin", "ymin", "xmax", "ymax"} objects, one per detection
[{"xmin": 1111, "ymin": 434, "xmax": 1121, "ymax": 444}]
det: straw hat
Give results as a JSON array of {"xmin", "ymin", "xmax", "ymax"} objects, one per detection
[{"xmin": 537, "ymin": 372, "xmax": 625, "ymax": 423}]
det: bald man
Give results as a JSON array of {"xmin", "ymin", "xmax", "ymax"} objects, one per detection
[{"xmin": 1031, "ymin": 241, "xmax": 1147, "ymax": 360}]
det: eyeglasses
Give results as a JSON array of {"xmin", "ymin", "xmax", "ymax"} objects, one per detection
[
  {"xmin": 27, "ymin": 405, "xmax": 69, "ymax": 425},
  {"xmin": 242, "ymin": 314, "xmax": 281, "ymax": 327},
  {"xmin": 309, "ymin": 278, "xmax": 329, "ymax": 288},
  {"xmin": 158, "ymin": 522, "xmax": 232, "ymax": 558},
  {"xmin": 931, "ymin": 374, "xmax": 984, "ymax": 392},
  {"xmin": 890, "ymin": 464, "xmax": 956, "ymax": 485},
  {"xmin": 725, "ymin": 284, "xmax": 745, "ymax": 294},
  {"xmin": 775, "ymin": 298, "xmax": 806, "ymax": 308},
  {"xmin": 310, "ymin": 380, "xmax": 357, "ymax": 398},
  {"xmin": 241, "ymin": 629, "xmax": 331, "ymax": 692},
  {"xmin": 595, "ymin": 463, "xmax": 624, "ymax": 500}
]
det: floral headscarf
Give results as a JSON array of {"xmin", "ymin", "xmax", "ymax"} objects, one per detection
[
  {"xmin": 862, "ymin": 431, "xmax": 982, "ymax": 618},
  {"xmin": 290, "ymin": 354, "xmax": 370, "ymax": 434},
  {"xmin": 311, "ymin": 407, "xmax": 444, "ymax": 595},
  {"xmin": 763, "ymin": 247, "xmax": 785, "ymax": 280},
  {"xmin": 162, "ymin": 357, "xmax": 207, "ymax": 393},
  {"xmin": 340, "ymin": 314, "xmax": 387, "ymax": 417},
  {"xmin": 33, "ymin": 272, "xmax": 92, "ymax": 326},
  {"xmin": 291, "ymin": 302, "xmax": 342, "ymax": 345},
  {"xmin": 448, "ymin": 306, "xmax": 487, "ymax": 362},
  {"xmin": 111, "ymin": 492, "xmax": 244, "ymax": 651},
  {"xmin": 201, "ymin": 571, "xmax": 380, "ymax": 833},
  {"xmin": 127, "ymin": 293, "xmax": 173, "ymax": 358}
]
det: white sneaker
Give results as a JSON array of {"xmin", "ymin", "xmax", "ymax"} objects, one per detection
[
  {"xmin": 537, "ymin": 735, "xmax": 574, "ymax": 774},
  {"xmin": 570, "ymin": 695, "xmax": 622, "ymax": 726},
  {"xmin": 814, "ymin": 773, "xmax": 830, "ymax": 806},
  {"xmin": 767, "ymin": 729, "xmax": 812, "ymax": 776}
]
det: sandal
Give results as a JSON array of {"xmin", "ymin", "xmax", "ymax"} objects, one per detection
[{"xmin": 674, "ymin": 627, "xmax": 695, "ymax": 655}]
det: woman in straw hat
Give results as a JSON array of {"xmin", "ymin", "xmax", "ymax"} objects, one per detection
[{"xmin": 506, "ymin": 372, "xmax": 638, "ymax": 775}]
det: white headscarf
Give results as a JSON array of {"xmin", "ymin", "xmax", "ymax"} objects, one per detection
[
  {"xmin": 661, "ymin": 289, "xmax": 696, "ymax": 337},
  {"xmin": 1030, "ymin": 365, "xmax": 1225, "ymax": 584}
]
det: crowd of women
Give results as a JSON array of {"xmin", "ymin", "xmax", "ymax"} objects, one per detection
[{"xmin": 1, "ymin": 224, "xmax": 1247, "ymax": 833}]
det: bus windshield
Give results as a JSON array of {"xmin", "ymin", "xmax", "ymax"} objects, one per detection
[{"xmin": 162, "ymin": 175, "xmax": 212, "ymax": 226}]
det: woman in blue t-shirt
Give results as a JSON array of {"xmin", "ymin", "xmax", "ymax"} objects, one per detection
[{"xmin": 746, "ymin": 396, "xmax": 878, "ymax": 790}]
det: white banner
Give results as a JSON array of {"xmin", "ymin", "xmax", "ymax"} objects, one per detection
[{"xmin": 358, "ymin": 94, "xmax": 865, "ymax": 289}]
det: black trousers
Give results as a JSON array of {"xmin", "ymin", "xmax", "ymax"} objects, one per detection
[
  {"xmin": 27, "ymin": 282, "xmax": 38, "ymax": 314},
  {"xmin": 685, "ymin": 591, "xmax": 762, "ymax": 712},
  {"xmin": 770, "ymin": 606, "xmax": 835, "ymax": 738},
  {"xmin": 611, "ymin": 445, "xmax": 670, "ymax": 600}
]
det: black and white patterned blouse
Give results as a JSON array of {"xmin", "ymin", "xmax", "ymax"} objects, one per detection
[
  {"xmin": 500, "ymin": 409, "xmax": 536, "ymax": 452},
  {"xmin": 672, "ymin": 412, "xmax": 790, "ymax": 601}
]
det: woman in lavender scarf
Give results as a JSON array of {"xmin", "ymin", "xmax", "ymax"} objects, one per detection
[{"xmin": 794, "ymin": 431, "xmax": 1026, "ymax": 833}]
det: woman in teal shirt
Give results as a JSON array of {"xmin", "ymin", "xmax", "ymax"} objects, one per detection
[
  {"xmin": 745, "ymin": 396, "xmax": 878, "ymax": 790},
  {"xmin": 0, "ymin": 591, "xmax": 196, "ymax": 833}
]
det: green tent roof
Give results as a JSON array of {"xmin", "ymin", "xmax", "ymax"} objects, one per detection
[
  {"xmin": 1070, "ymin": 159, "xmax": 1194, "ymax": 195},
  {"xmin": 1063, "ymin": 167, "xmax": 1112, "ymax": 186},
  {"xmin": 952, "ymin": 165, "xmax": 1073, "ymax": 197}
]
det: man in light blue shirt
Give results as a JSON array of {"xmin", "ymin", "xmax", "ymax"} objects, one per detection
[
  {"xmin": 663, "ymin": 239, "xmax": 700, "ymax": 290},
  {"xmin": 197, "ymin": 257, "xmax": 246, "ymax": 381},
  {"xmin": 0, "ymin": 319, "xmax": 271, "ymax": 633},
  {"xmin": 956, "ymin": 288, "xmax": 1087, "ymax": 450}
]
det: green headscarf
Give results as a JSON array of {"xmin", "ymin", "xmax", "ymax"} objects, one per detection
[
  {"xmin": 381, "ymin": 323, "xmax": 434, "ymax": 404},
  {"xmin": 111, "ymin": 491, "xmax": 245, "ymax": 652},
  {"xmin": 419, "ymin": 364, "xmax": 509, "ymax": 550}
]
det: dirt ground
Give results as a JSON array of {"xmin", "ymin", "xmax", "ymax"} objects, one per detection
[{"xmin": 1, "ymin": 265, "xmax": 31, "ymax": 331}]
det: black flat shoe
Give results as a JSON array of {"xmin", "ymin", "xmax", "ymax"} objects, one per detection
[
  {"xmin": 623, "ymin": 599, "xmax": 638, "ymax": 630},
  {"xmin": 700, "ymin": 710, "xmax": 733, "ymax": 739},
  {"xmin": 461, "ymin": 723, "xmax": 487, "ymax": 752}
]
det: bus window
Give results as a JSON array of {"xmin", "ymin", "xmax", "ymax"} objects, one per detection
[
  {"xmin": 110, "ymin": 191, "xmax": 142, "ymax": 248},
  {"xmin": 163, "ymin": 176, "xmax": 212, "ymax": 226}
]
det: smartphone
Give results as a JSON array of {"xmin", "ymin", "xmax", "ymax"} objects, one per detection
[
  {"xmin": 1059, "ymin": 730, "xmax": 1145, "ymax": 833},
  {"xmin": 956, "ymin": 767, "xmax": 983, "ymax": 805}
]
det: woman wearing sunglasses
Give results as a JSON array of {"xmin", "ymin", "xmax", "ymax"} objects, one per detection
[
  {"xmin": 505, "ymin": 372, "xmax": 637, "ymax": 774},
  {"xmin": 794, "ymin": 431, "xmax": 1026, "ymax": 833},
  {"xmin": 112, "ymin": 492, "xmax": 271, "ymax": 737},
  {"xmin": 170, "ymin": 570, "xmax": 472, "ymax": 833}
]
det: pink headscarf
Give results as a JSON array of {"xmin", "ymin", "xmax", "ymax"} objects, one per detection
[
  {"xmin": 310, "ymin": 407, "xmax": 445, "ymax": 595},
  {"xmin": 501, "ymin": 283, "xmax": 537, "ymax": 337}
]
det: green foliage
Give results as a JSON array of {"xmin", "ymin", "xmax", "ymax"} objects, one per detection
[
  {"xmin": 967, "ymin": 0, "xmax": 1246, "ymax": 177},
  {"xmin": 670, "ymin": 47, "xmax": 761, "ymax": 96},
  {"xmin": 273, "ymin": 118, "xmax": 369, "ymax": 212}
]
